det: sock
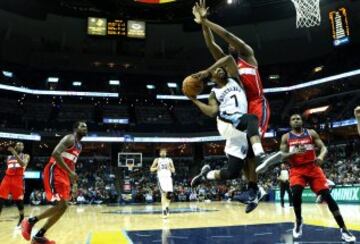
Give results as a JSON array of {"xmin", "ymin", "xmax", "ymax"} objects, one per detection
[
  {"xmin": 332, "ymin": 210, "xmax": 345, "ymax": 229},
  {"xmin": 248, "ymin": 182, "xmax": 259, "ymax": 191},
  {"xmin": 252, "ymin": 143, "xmax": 264, "ymax": 156},
  {"xmin": 35, "ymin": 228, "xmax": 47, "ymax": 238},
  {"xmin": 206, "ymin": 171, "xmax": 216, "ymax": 180},
  {"xmin": 17, "ymin": 213, "xmax": 24, "ymax": 225},
  {"xmin": 29, "ymin": 216, "xmax": 39, "ymax": 225}
]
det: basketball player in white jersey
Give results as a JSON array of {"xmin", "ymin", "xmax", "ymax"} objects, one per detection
[
  {"xmin": 150, "ymin": 149, "xmax": 175, "ymax": 219},
  {"xmin": 187, "ymin": 54, "xmax": 281, "ymax": 213}
]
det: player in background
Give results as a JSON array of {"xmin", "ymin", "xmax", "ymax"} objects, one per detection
[
  {"xmin": 192, "ymin": 0, "xmax": 271, "ymax": 204},
  {"xmin": 150, "ymin": 149, "xmax": 175, "ymax": 219},
  {"xmin": 21, "ymin": 121, "xmax": 87, "ymax": 244},
  {"xmin": 278, "ymin": 114, "xmax": 355, "ymax": 242},
  {"xmin": 355, "ymin": 106, "xmax": 360, "ymax": 135},
  {"xmin": 0, "ymin": 142, "xmax": 30, "ymax": 227},
  {"xmin": 188, "ymin": 54, "xmax": 281, "ymax": 213},
  {"xmin": 277, "ymin": 163, "xmax": 293, "ymax": 208}
]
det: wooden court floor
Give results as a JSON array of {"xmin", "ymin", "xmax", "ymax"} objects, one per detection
[{"xmin": 0, "ymin": 202, "xmax": 359, "ymax": 244}]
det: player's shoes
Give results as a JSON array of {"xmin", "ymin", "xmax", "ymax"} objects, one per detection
[
  {"xmin": 191, "ymin": 164, "xmax": 211, "ymax": 188},
  {"xmin": 341, "ymin": 228, "xmax": 356, "ymax": 243},
  {"xmin": 31, "ymin": 236, "xmax": 56, "ymax": 244},
  {"xmin": 292, "ymin": 218, "xmax": 303, "ymax": 239},
  {"xmin": 258, "ymin": 185, "xmax": 267, "ymax": 201},
  {"xmin": 21, "ymin": 218, "xmax": 34, "ymax": 241},
  {"xmin": 255, "ymin": 152, "xmax": 282, "ymax": 174},
  {"xmin": 245, "ymin": 189, "xmax": 259, "ymax": 214}
]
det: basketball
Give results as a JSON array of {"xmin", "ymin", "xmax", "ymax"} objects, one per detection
[{"xmin": 182, "ymin": 75, "xmax": 204, "ymax": 98}]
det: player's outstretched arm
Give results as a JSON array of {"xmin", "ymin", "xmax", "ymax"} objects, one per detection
[
  {"xmin": 202, "ymin": 24, "xmax": 225, "ymax": 61},
  {"xmin": 205, "ymin": 55, "xmax": 239, "ymax": 79},
  {"xmin": 192, "ymin": 0, "xmax": 225, "ymax": 60},
  {"xmin": 189, "ymin": 92, "xmax": 218, "ymax": 118},
  {"xmin": 202, "ymin": 18, "xmax": 257, "ymax": 65},
  {"xmin": 150, "ymin": 159, "xmax": 158, "ymax": 173}
]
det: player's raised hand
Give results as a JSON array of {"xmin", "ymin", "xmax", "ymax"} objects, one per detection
[
  {"xmin": 192, "ymin": 6, "xmax": 202, "ymax": 24},
  {"xmin": 354, "ymin": 106, "xmax": 360, "ymax": 119},
  {"xmin": 197, "ymin": 0, "xmax": 209, "ymax": 18},
  {"xmin": 192, "ymin": 0, "xmax": 209, "ymax": 24}
]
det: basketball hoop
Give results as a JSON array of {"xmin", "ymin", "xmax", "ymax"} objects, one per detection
[
  {"xmin": 291, "ymin": 0, "xmax": 321, "ymax": 28},
  {"xmin": 126, "ymin": 159, "xmax": 135, "ymax": 171}
]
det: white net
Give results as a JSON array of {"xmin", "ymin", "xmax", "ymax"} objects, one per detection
[
  {"xmin": 291, "ymin": 0, "xmax": 321, "ymax": 28},
  {"xmin": 118, "ymin": 152, "xmax": 142, "ymax": 168}
]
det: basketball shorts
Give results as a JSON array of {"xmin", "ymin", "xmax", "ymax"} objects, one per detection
[
  {"xmin": 217, "ymin": 118, "xmax": 249, "ymax": 160},
  {"xmin": 0, "ymin": 175, "xmax": 24, "ymax": 200},
  {"xmin": 289, "ymin": 163, "xmax": 329, "ymax": 194},
  {"xmin": 43, "ymin": 163, "xmax": 71, "ymax": 202},
  {"xmin": 158, "ymin": 176, "xmax": 173, "ymax": 193},
  {"xmin": 248, "ymin": 97, "xmax": 270, "ymax": 137}
]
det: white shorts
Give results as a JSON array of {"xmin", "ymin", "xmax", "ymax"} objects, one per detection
[
  {"xmin": 217, "ymin": 118, "xmax": 248, "ymax": 160},
  {"xmin": 158, "ymin": 176, "xmax": 173, "ymax": 193}
]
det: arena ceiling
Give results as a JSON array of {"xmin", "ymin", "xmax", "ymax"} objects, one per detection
[
  {"xmin": 0, "ymin": 0, "xmax": 347, "ymax": 23},
  {"xmin": 0, "ymin": 0, "xmax": 223, "ymax": 21}
]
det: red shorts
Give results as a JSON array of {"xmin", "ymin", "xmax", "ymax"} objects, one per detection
[
  {"xmin": 248, "ymin": 97, "xmax": 270, "ymax": 137},
  {"xmin": 43, "ymin": 163, "xmax": 71, "ymax": 202},
  {"xmin": 290, "ymin": 163, "xmax": 329, "ymax": 194},
  {"xmin": 0, "ymin": 175, "xmax": 25, "ymax": 200}
]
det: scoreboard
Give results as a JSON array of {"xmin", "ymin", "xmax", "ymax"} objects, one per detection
[
  {"xmin": 107, "ymin": 19, "xmax": 127, "ymax": 36},
  {"xmin": 87, "ymin": 17, "xmax": 145, "ymax": 39},
  {"xmin": 329, "ymin": 8, "xmax": 350, "ymax": 47}
]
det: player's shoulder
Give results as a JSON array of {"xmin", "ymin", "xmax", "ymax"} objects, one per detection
[
  {"xmin": 306, "ymin": 128, "xmax": 318, "ymax": 136},
  {"xmin": 281, "ymin": 132, "xmax": 290, "ymax": 140}
]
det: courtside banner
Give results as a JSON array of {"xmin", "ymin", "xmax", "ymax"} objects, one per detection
[{"xmin": 275, "ymin": 186, "xmax": 360, "ymax": 203}]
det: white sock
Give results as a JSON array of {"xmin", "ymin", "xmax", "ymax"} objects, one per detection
[
  {"xmin": 206, "ymin": 170, "xmax": 216, "ymax": 180},
  {"xmin": 252, "ymin": 143, "xmax": 264, "ymax": 156}
]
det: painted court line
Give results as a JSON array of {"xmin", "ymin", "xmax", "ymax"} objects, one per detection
[
  {"xmin": 85, "ymin": 232, "xmax": 92, "ymax": 244},
  {"xmin": 211, "ymin": 235, "xmax": 234, "ymax": 238},
  {"xmin": 168, "ymin": 235, "xmax": 188, "ymax": 239},
  {"xmin": 135, "ymin": 233, "xmax": 152, "ymax": 237},
  {"xmin": 121, "ymin": 229, "xmax": 133, "ymax": 244},
  {"xmin": 254, "ymin": 232, "xmax": 273, "ymax": 236}
]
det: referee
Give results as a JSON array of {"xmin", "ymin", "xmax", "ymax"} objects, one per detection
[{"xmin": 277, "ymin": 163, "xmax": 293, "ymax": 207}]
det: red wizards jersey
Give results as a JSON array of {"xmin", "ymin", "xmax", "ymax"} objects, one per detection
[
  {"xmin": 237, "ymin": 58, "xmax": 264, "ymax": 101},
  {"xmin": 5, "ymin": 153, "xmax": 26, "ymax": 176},
  {"xmin": 49, "ymin": 139, "xmax": 82, "ymax": 173},
  {"xmin": 287, "ymin": 129, "xmax": 317, "ymax": 167}
]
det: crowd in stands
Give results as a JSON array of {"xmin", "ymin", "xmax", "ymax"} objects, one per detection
[{"xmin": 2, "ymin": 138, "xmax": 360, "ymax": 205}]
